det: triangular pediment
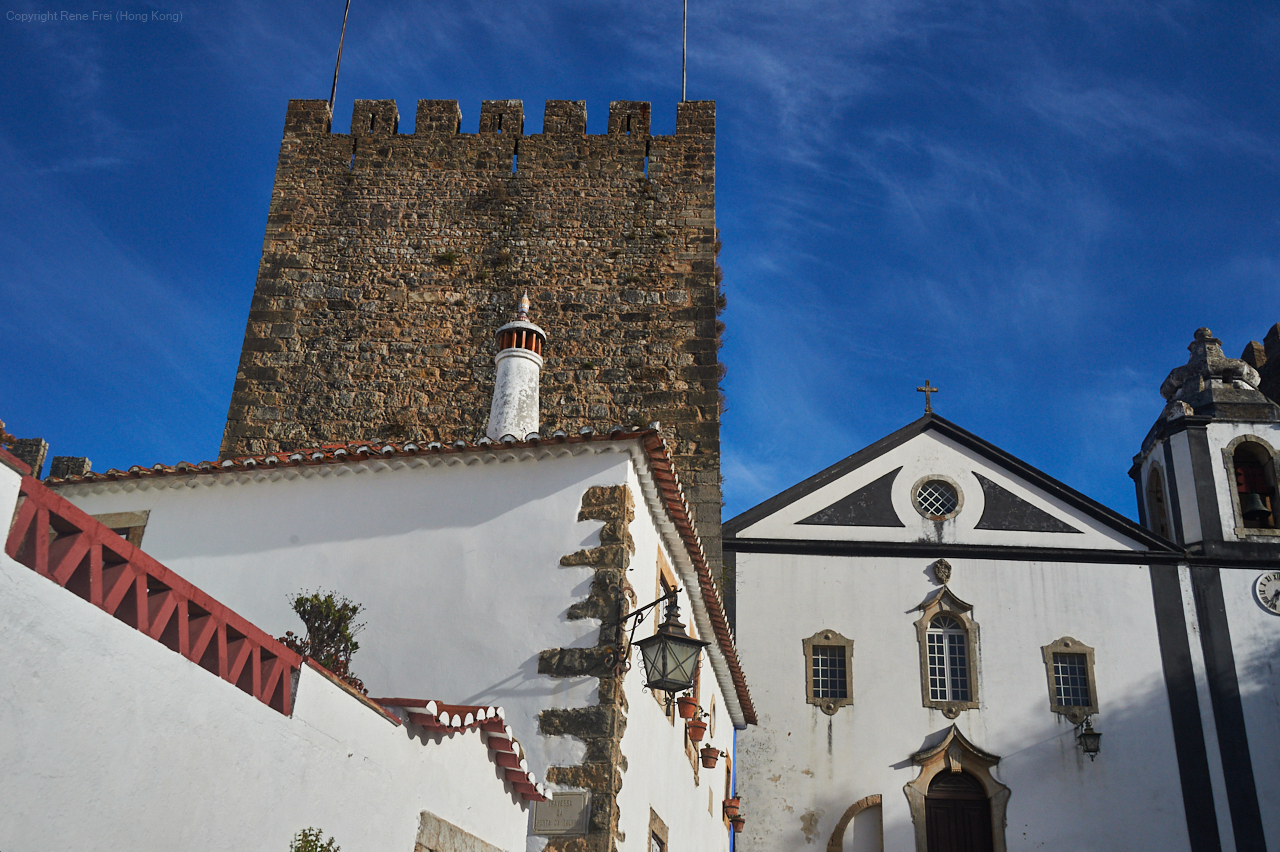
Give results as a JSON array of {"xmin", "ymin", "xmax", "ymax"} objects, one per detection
[{"xmin": 726, "ymin": 415, "xmax": 1175, "ymax": 553}]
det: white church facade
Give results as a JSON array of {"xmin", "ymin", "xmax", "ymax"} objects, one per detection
[{"xmin": 727, "ymin": 329, "xmax": 1280, "ymax": 852}]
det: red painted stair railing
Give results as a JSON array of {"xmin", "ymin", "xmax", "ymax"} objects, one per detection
[{"xmin": 4, "ymin": 475, "xmax": 301, "ymax": 714}]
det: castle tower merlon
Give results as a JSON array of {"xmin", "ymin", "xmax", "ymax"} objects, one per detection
[
  {"xmin": 352, "ymin": 100, "xmax": 400, "ymax": 136},
  {"xmin": 479, "ymin": 100, "xmax": 524, "ymax": 136},
  {"xmin": 415, "ymin": 100, "xmax": 463, "ymax": 135},
  {"xmin": 283, "ymin": 99, "xmax": 333, "ymax": 135},
  {"xmin": 608, "ymin": 101, "xmax": 651, "ymax": 137},
  {"xmin": 280, "ymin": 99, "xmax": 713, "ymax": 140},
  {"xmin": 543, "ymin": 100, "xmax": 587, "ymax": 136},
  {"xmin": 486, "ymin": 296, "xmax": 546, "ymax": 442},
  {"xmin": 676, "ymin": 100, "xmax": 715, "ymax": 136}
]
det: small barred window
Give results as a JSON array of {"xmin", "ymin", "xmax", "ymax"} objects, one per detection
[
  {"xmin": 1042, "ymin": 637, "xmax": 1098, "ymax": 723},
  {"xmin": 803, "ymin": 629, "xmax": 854, "ymax": 714},
  {"xmin": 1052, "ymin": 652, "xmax": 1090, "ymax": 706},
  {"xmin": 811, "ymin": 646, "xmax": 848, "ymax": 699}
]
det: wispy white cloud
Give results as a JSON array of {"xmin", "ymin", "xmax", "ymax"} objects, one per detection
[{"xmin": 1014, "ymin": 75, "xmax": 1272, "ymax": 164}]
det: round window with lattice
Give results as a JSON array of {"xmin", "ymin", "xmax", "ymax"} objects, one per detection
[{"xmin": 913, "ymin": 477, "xmax": 962, "ymax": 520}]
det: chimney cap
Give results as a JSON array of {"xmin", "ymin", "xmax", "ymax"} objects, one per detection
[{"xmin": 495, "ymin": 319, "xmax": 547, "ymax": 340}]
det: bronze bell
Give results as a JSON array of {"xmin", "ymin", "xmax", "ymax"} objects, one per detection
[{"xmin": 1240, "ymin": 491, "xmax": 1271, "ymax": 522}]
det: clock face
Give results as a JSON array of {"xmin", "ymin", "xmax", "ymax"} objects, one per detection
[{"xmin": 1255, "ymin": 572, "xmax": 1280, "ymax": 615}]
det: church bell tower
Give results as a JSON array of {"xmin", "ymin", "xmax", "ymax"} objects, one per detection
[{"xmin": 1131, "ymin": 328, "xmax": 1280, "ymax": 557}]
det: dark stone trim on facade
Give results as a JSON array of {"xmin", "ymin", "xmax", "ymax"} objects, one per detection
[
  {"xmin": 538, "ymin": 484, "xmax": 637, "ymax": 852},
  {"xmin": 1186, "ymin": 424, "xmax": 1226, "ymax": 546},
  {"xmin": 972, "ymin": 472, "xmax": 1082, "ymax": 533},
  {"xmin": 1149, "ymin": 565, "xmax": 1223, "ymax": 852},
  {"xmin": 1190, "ymin": 567, "xmax": 1267, "ymax": 852},
  {"xmin": 798, "ymin": 467, "xmax": 905, "ymax": 527},
  {"xmin": 724, "ymin": 538, "xmax": 1196, "ymax": 565},
  {"xmin": 725, "ymin": 537, "xmax": 1280, "ymax": 569}
]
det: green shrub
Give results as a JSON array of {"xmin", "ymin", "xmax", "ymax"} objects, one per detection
[
  {"xmin": 279, "ymin": 590, "xmax": 367, "ymax": 694},
  {"xmin": 290, "ymin": 827, "xmax": 339, "ymax": 852}
]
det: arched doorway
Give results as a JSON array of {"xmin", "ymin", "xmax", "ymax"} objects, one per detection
[
  {"xmin": 904, "ymin": 726, "xmax": 1009, "ymax": 852},
  {"xmin": 925, "ymin": 772, "xmax": 993, "ymax": 852}
]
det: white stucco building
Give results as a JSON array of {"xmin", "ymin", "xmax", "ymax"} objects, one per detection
[
  {"xmin": 727, "ymin": 330, "xmax": 1280, "ymax": 852},
  {"xmin": 0, "ymin": 450, "xmax": 536, "ymax": 852},
  {"xmin": 10, "ymin": 423, "xmax": 753, "ymax": 852}
]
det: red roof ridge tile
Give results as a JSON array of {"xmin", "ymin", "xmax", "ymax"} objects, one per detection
[{"xmin": 375, "ymin": 697, "xmax": 548, "ymax": 802}]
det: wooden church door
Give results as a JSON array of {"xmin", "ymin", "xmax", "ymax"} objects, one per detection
[{"xmin": 925, "ymin": 772, "xmax": 994, "ymax": 852}]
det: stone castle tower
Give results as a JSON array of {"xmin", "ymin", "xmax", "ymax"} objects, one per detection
[{"xmin": 220, "ymin": 97, "xmax": 724, "ymax": 566}]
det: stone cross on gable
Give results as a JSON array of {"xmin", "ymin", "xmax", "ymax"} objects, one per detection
[{"xmin": 917, "ymin": 380, "xmax": 940, "ymax": 414}]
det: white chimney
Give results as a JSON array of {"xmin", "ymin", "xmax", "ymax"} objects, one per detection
[{"xmin": 486, "ymin": 293, "xmax": 547, "ymax": 441}]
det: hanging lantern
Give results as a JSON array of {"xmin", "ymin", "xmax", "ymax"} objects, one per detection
[
  {"xmin": 1077, "ymin": 718, "xmax": 1102, "ymax": 761},
  {"xmin": 634, "ymin": 599, "xmax": 711, "ymax": 693}
]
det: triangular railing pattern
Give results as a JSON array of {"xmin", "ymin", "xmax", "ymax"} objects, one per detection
[{"xmin": 4, "ymin": 475, "xmax": 301, "ymax": 714}]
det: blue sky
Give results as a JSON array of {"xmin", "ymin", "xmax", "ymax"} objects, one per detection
[{"xmin": 2, "ymin": 0, "xmax": 1278, "ymax": 521}]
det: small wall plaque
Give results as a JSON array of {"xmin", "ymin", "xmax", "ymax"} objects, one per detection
[{"xmin": 532, "ymin": 791, "xmax": 591, "ymax": 836}]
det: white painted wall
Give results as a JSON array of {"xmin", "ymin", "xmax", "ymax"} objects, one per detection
[
  {"xmin": 734, "ymin": 550, "xmax": 1191, "ymax": 852},
  {"xmin": 0, "ymin": 479, "xmax": 529, "ymax": 851},
  {"xmin": 1220, "ymin": 565, "xmax": 1280, "ymax": 850},
  {"xmin": 614, "ymin": 463, "xmax": 735, "ymax": 852},
  {"xmin": 55, "ymin": 449, "xmax": 633, "ymax": 781},
  {"xmin": 50, "ymin": 443, "xmax": 746, "ymax": 852}
]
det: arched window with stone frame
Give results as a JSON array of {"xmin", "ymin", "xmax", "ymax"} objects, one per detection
[
  {"xmin": 1223, "ymin": 435, "xmax": 1280, "ymax": 535},
  {"xmin": 914, "ymin": 587, "xmax": 979, "ymax": 718}
]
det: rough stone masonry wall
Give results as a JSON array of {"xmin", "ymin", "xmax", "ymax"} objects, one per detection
[
  {"xmin": 220, "ymin": 97, "xmax": 723, "ymax": 570},
  {"xmin": 540, "ymin": 485, "xmax": 637, "ymax": 852}
]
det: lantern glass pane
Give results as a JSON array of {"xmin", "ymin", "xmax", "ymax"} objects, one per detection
[{"xmin": 667, "ymin": 639, "xmax": 701, "ymax": 686}]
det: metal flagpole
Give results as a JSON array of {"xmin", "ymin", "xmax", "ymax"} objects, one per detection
[
  {"xmin": 681, "ymin": 0, "xmax": 688, "ymax": 101},
  {"xmin": 329, "ymin": 0, "xmax": 353, "ymax": 113}
]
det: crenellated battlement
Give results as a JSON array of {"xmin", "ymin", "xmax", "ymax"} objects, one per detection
[
  {"xmin": 225, "ymin": 94, "xmax": 723, "ymax": 570},
  {"xmin": 283, "ymin": 98, "xmax": 712, "ymax": 140}
]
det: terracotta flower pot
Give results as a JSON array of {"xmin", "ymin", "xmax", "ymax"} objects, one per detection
[
  {"xmin": 700, "ymin": 746, "xmax": 720, "ymax": 768},
  {"xmin": 686, "ymin": 718, "xmax": 708, "ymax": 742},
  {"xmin": 723, "ymin": 797, "xmax": 741, "ymax": 818},
  {"xmin": 676, "ymin": 696, "xmax": 699, "ymax": 720},
  {"xmin": 731, "ymin": 816, "xmax": 745, "ymax": 833}
]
